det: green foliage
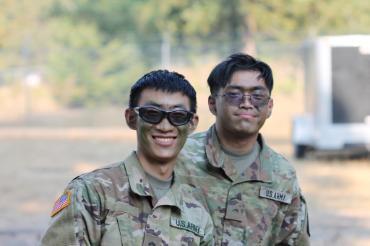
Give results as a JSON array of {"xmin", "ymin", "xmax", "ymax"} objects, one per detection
[
  {"xmin": 1, "ymin": 0, "xmax": 370, "ymax": 106},
  {"xmin": 45, "ymin": 18, "xmax": 146, "ymax": 107}
]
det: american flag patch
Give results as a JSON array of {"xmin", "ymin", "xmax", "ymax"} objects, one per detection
[{"xmin": 51, "ymin": 191, "xmax": 71, "ymax": 217}]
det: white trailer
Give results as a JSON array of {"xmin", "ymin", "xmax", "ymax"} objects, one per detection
[{"xmin": 292, "ymin": 35, "xmax": 370, "ymax": 158}]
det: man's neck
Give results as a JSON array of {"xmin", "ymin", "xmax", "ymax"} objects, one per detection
[
  {"xmin": 215, "ymin": 125, "xmax": 259, "ymax": 156},
  {"xmin": 136, "ymin": 153, "xmax": 175, "ymax": 180}
]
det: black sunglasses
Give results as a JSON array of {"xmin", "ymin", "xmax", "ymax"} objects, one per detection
[{"xmin": 134, "ymin": 106, "xmax": 194, "ymax": 126}]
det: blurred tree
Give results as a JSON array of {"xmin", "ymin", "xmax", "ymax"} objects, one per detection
[
  {"xmin": 0, "ymin": 0, "xmax": 51, "ymax": 70},
  {"xmin": 45, "ymin": 17, "xmax": 146, "ymax": 107},
  {"xmin": 44, "ymin": 0, "xmax": 370, "ymax": 59},
  {"xmin": 1, "ymin": 0, "xmax": 370, "ymax": 106}
]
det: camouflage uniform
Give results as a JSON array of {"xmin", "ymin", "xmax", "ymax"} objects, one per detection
[
  {"xmin": 178, "ymin": 126, "xmax": 310, "ymax": 245},
  {"xmin": 40, "ymin": 152, "xmax": 214, "ymax": 246}
]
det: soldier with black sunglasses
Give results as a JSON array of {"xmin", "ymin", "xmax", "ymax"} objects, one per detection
[{"xmin": 40, "ymin": 70, "xmax": 214, "ymax": 245}]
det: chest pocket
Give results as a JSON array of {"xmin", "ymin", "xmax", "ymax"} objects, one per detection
[
  {"xmin": 101, "ymin": 203, "xmax": 142, "ymax": 246},
  {"xmin": 222, "ymin": 186, "xmax": 281, "ymax": 244}
]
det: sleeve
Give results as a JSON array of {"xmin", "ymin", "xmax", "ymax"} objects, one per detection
[
  {"xmin": 40, "ymin": 179, "xmax": 104, "ymax": 246},
  {"xmin": 276, "ymin": 179, "xmax": 310, "ymax": 246}
]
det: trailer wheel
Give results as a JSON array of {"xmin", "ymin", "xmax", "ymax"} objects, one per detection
[{"xmin": 294, "ymin": 145, "xmax": 307, "ymax": 159}]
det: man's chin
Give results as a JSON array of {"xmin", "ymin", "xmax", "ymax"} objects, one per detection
[
  {"xmin": 152, "ymin": 153, "xmax": 178, "ymax": 165},
  {"xmin": 230, "ymin": 127, "xmax": 258, "ymax": 139}
]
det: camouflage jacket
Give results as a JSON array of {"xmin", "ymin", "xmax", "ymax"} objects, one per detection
[
  {"xmin": 40, "ymin": 152, "xmax": 214, "ymax": 246},
  {"xmin": 178, "ymin": 126, "xmax": 310, "ymax": 246}
]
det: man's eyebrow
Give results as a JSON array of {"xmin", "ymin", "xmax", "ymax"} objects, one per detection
[
  {"xmin": 225, "ymin": 85, "xmax": 243, "ymax": 90},
  {"xmin": 250, "ymin": 86, "xmax": 268, "ymax": 91},
  {"xmin": 142, "ymin": 101, "xmax": 187, "ymax": 109},
  {"xmin": 225, "ymin": 85, "xmax": 267, "ymax": 91},
  {"xmin": 142, "ymin": 101, "xmax": 160, "ymax": 107}
]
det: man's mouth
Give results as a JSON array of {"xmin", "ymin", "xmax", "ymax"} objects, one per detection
[
  {"xmin": 152, "ymin": 136, "xmax": 177, "ymax": 146},
  {"xmin": 237, "ymin": 112, "xmax": 257, "ymax": 120}
]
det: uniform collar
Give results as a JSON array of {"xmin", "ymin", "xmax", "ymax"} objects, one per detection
[
  {"xmin": 123, "ymin": 151, "xmax": 183, "ymax": 211},
  {"xmin": 205, "ymin": 125, "xmax": 272, "ymax": 183},
  {"xmin": 154, "ymin": 179, "xmax": 184, "ymax": 212},
  {"xmin": 123, "ymin": 152, "xmax": 153, "ymax": 197}
]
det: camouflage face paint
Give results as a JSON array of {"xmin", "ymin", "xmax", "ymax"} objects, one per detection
[
  {"xmin": 137, "ymin": 119, "xmax": 152, "ymax": 154},
  {"xmin": 175, "ymin": 123, "xmax": 191, "ymax": 150},
  {"xmin": 136, "ymin": 116, "xmax": 191, "ymax": 164}
]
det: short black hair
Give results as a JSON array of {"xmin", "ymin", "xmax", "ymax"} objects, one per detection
[
  {"xmin": 207, "ymin": 53, "xmax": 273, "ymax": 95},
  {"xmin": 129, "ymin": 70, "xmax": 197, "ymax": 113}
]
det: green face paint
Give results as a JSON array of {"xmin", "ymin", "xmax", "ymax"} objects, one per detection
[
  {"xmin": 136, "ymin": 117, "xmax": 191, "ymax": 165},
  {"xmin": 176, "ymin": 124, "xmax": 190, "ymax": 149},
  {"xmin": 137, "ymin": 119, "xmax": 152, "ymax": 156}
]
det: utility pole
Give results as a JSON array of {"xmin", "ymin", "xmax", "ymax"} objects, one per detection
[{"xmin": 161, "ymin": 32, "xmax": 171, "ymax": 69}]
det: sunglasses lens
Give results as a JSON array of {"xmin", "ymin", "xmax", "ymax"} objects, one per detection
[
  {"xmin": 223, "ymin": 92, "xmax": 269, "ymax": 107},
  {"xmin": 250, "ymin": 95, "xmax": 270, "ymax": 107},
  {"xmin": 136, "ymin": 106, "xmax": 192, "ymax": 126},
  {"xmin": 168, "ymin": 111, "xmax": 192, "ymax": 126},
  {"xmin": 224, "ymin": 93, "xmax": 243, "ymax": 106},
  {"xmin": 138, "ymin": 107, "xmax": 163, "ymax": 124}
]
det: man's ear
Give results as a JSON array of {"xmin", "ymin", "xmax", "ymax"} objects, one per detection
[
  {"xmin": 208, "ymin": 95, "xmax": 217, "ymax": 116},
  {"xmin": 267, "ymin": 98, "xmax": 273, "ymax": 118},
  {"xmin": 188, "ymin": 114, "xmax": 199, "ymax": 134},
  {"xmin": 125, "ymin": 108, "xmax": 137, "ymax": 130}
]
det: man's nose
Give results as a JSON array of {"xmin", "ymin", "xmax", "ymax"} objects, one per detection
[
  {"xmin": 155, "ymin": 116, "xmax": 173, "ymax": 130},
  {"xmin": 239, "ymin": 94, "xmax": 253, "ymax": 107}
]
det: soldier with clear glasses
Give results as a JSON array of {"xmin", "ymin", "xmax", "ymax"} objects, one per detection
[{"xmin": 179, "ymin": 53, "xmax": 310, "ymax": 245}]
